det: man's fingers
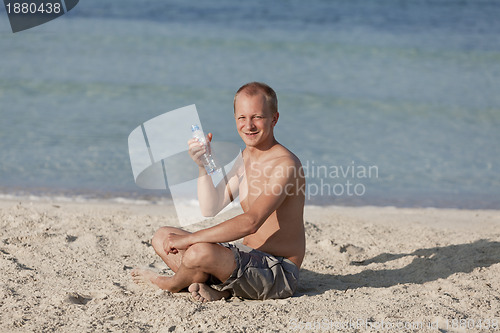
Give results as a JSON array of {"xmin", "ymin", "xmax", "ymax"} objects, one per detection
[
  {"xmin": 189, "ymin": 141, "xmax": 204, "ymax": 150},
  {"xmin": 194, "ymin": 149, "xmax": 206, "ymax": 159},
  {"xmin": 165, "ymin": 246, "xmax": 176, "ymax": 254},
  {"xmin": 165, "ymin": 233, "xmax": 179, "ymax": 254},
  {"xmin": 188, "ymin": 143, "xmax": 207, "ymax": 165}
]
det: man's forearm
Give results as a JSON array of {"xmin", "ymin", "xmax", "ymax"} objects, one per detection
[
  {"xmin": 197, "ymin": 167, "xmax": 221, "ymax": 216},
  {"xmin": 188, "ymin": 213, "xmax": 255, "ymax": 245}
]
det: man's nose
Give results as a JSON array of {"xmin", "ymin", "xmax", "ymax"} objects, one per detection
[{"xmin": 245, "ymin": 119, "xmax": 256, "ymax": 130}]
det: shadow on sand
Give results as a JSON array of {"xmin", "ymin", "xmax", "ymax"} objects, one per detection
[{"xmin": 296, "ymin": 239, "xmax": 500, "ymax": 296}]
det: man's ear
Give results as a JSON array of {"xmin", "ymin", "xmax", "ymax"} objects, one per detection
[{"xmin": 272, "ymin": 112, "xmax": 279, "ymax": 127}]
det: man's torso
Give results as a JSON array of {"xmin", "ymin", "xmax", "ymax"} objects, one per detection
[{"xmin": 237, "ymin": 144, "xmax": 306, "ymax": 268}]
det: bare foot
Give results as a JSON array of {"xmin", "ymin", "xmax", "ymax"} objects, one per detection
[
  {"xmin": 188, "ymin": 283, "xmax": 230, "ymax": 302},
  {"xmin": 131, "ymin": 268, "xmax": 163, "ymax": 289}
]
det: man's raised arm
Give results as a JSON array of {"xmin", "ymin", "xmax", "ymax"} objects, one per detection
[{"xmin": 187, "ymin": 134, "xmax": 241, "ymax": 217}]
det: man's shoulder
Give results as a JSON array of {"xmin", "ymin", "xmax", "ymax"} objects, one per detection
[
  {"xmin": 266, "ymin": 144, "xmax": 304, "ymax": 181},
  {"xmin": 242, "ymin": 143, "xmax": 303, "ymax": 179},
  {"xmin": 269, "ymin": 144, "xmax": 302, "ymax": 168}
]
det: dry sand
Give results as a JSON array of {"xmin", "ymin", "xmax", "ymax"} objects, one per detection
[{"xmin": 1, "ymin": 198, "xmax": 499, "ymax": 332}]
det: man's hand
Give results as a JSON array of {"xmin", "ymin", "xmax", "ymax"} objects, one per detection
[
  {"xmin": 188, "ymin": 132, "xmax": 213, "ymax": 168},
  {"xmin": 163, "ymin": 233, "xmax": 192, "ymax": 254}
]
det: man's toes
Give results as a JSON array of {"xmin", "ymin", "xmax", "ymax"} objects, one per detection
[
  {"xmin": 189, "ymin": 283, "xmax": 207, "ymax": 302},
  {"xmin": 188, "ymin": 283, "xmax": 200, "ymax": 293}
]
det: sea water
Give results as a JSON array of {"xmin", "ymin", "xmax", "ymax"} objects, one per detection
[{"xmin": 1, "ymin": 0, "xmax": 499, "ymax": 208}]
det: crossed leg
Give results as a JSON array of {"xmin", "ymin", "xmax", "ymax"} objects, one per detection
[{"xmin": 131, "ymin": 226, "xmax": 235, "ymax": 302}]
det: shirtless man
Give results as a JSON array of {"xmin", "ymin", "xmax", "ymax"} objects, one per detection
[{"xmin": 131, "ymin": 82, "xmax": 306, "ymax": 301}]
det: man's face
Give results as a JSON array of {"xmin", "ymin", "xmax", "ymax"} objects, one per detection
[{"xmin": 234, "ymin": 93, "xmax": 278, "ymax": 148}]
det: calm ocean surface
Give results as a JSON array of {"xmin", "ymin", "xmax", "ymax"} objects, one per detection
[{"xmin": 1, "ymin": 1, "xmax": 499, "ymax": 208}]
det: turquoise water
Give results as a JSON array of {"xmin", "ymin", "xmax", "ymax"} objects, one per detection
[{"xmin": 1, "ymin": 1, "xmax": 500, "ymax": 208}]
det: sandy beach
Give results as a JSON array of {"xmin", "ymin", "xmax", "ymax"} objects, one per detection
[{"xmin": 1, "ymin": 197, "xmax": 499, "ymax": 332}]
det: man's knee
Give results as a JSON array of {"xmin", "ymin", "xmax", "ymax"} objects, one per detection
[{"xmin": 182, "ymin": 243, "xmax": 217, "ymax": 269}]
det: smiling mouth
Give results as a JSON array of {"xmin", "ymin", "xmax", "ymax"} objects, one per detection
[{"xmin": 245, "ymin": 132, "xmax": 259, "ymax": 136}]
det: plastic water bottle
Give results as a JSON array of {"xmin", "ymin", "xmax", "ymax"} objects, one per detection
[{"xmin": 191, "ymin": 124, "xmax": 219, "ymax": 174}]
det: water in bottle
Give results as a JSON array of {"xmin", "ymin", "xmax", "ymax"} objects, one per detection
[{"xmin": 191, "ymin": 124, "xmax": 219, "ymax": 174}]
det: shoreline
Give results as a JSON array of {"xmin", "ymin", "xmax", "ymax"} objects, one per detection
[{"xmin": 1, "ymin": 187, "xmax": 499, "ymax": 211}]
